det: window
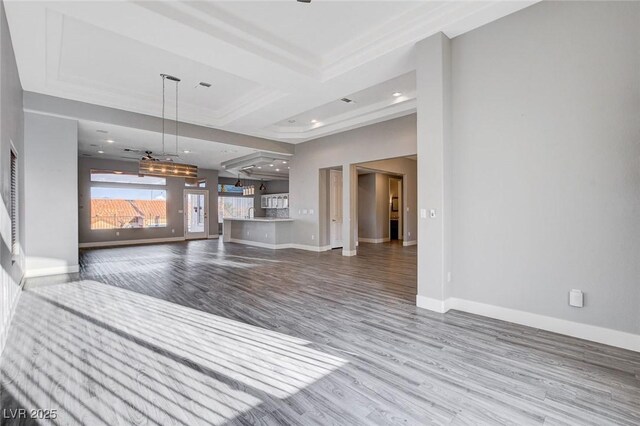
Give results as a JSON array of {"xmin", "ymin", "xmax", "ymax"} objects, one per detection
[
  {"xmin": 91, "ymin": 171, "xmax": 165, "ymax": 185},
  {"xmin": 90, "ymin": 170, "xmax": 167, "ymax": 230},
  {"xmin": 218, "ymin": 184, "xmax": 243, "ymax": 194},
  {"xmin": 10, "ymin": 150, "xmax": 17, "ymax": 256},
  {"xmin": 218, "ymin": 196, "xmax": 254, "ymax": 223},
  {"xmin": 186, "ymin": 178, "xmax": 206, "ymax": 188}
]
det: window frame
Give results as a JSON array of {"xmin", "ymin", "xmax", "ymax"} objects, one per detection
[
  {"xmin": 10, "ymin": 147, "xmax": 18, "ymax": 259},
  {"xmin": 89, "ymin": 169, "xmax": 169, "ymax": 231},
  {"xmin": 217, "ymin": 195, "xmax": 255, "ymax": 223}
]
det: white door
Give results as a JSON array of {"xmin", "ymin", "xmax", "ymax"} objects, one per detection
[
  {"xmin": 184, "ymin": 189, "xmax": 208, "ymax": 240},
  {"xmin": 329, "ymin": 169, "xmax": 343, "ymax": 248}
]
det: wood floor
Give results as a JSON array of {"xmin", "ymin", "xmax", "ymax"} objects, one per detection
[{"xmin": 1, "ymin": 240, "xmax": 639, "ymax": 425}]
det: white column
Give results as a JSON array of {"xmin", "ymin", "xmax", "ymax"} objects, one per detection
[
  {"xmin": 341, "ymin": 163, "xmax": 357, "ymax": 256},
  {"xmin": 416, "ymin": 32, "xmax": 453, "ymax": 312}
]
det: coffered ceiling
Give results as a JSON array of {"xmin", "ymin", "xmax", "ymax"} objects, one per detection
[{"xmin": 5, "ymin": 0, "xmax": 537, "ymax": 144}]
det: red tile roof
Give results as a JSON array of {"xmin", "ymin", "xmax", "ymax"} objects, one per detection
[{"xmin": 91, "ymin": 199, "xmax": 167, "ymax": 229}]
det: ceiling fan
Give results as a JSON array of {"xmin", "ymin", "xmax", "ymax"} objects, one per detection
[{"xmin": 123, "ymin": 148, "xmax": 178, "ymax": 160}]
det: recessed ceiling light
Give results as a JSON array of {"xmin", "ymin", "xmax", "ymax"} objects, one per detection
[
  {"xmin": 287, "ymin": 166, "xmax": 290, "ymax": 169},
  {"xmin": 275, "ymin": 168, "xmax": 280, "ymax": 172},
  {"xmin": 183, "ymin": 150, "xmax": 190, "ymax": 153},
  {"xmin": 311, "ymin": 119, "xmax": 318, "ymax": 123},
  {"xmin": 283, "ymin": 161, "xmax": 287, "ymax": 164},
  {"xmin": 97, "ymin": 150, "xmax": 104, "ymax": 154},
  {"xmin": 269, "ymin": 164, "xmax": 274, "ymax": 167},
  {"xmin": 257, "ymin": 166, "xmax": 262, "ymax": 169},
  {"xmin": 393, "ymin": 92, "xmax": 402, "ymax": 97},
  {"xmin": 106, "ymin": 139, "xmax": 114, "ymax": 143}
]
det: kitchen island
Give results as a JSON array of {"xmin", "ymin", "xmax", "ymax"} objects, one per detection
[{"xmin": 222, "ymin": 217, "xmax": 294, "ymax": 249}]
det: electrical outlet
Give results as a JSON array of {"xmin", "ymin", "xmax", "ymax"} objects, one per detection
[
  {"xmin": 569, "ymin": 289, "xmax": 584, "ymax": 307},
  {"xmin": 171, "ymin": 229, "xmax": 175, "ymax": 234},
  {"xmin": 116, "ymin": 231, "xmax": 120, "ymax": 236},
  {"xmin": 265, "ymin": 233, "xmax": 268, "ymax": 238},
  {"xmin": 311, "ymin": 234, "xmax": 315, "ymax": 240},
  {"xmin": 420, "ymin": 209, "xmax": 427, "ymax": 219},
  {"xmin": 429, "ymin": 209, "xmax": 436, "ymax": 218},
  {"xmin": 309, "ymin": 209, "xmax": 314, "ymax": 215},
  {"xmin": 408, "ymin": 231, "xmax": 411, "ymax": 237},
  {"xmin": 447, "ymin": 272, "xmax": 452, "ymax": 283}
]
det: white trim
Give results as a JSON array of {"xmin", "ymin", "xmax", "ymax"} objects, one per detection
[
  {"xmin": 228, "ymin": 239, "xmax": 332, "ymax": 252},
  {"xmin": 342, "ymin": 249, "xmax": 357, "ymax": 257},
  {"xmin": 416, "ymin": 295, "xmax": 450, "ymax": 313},
  {"xmin": 358, "ymin": 237, "xmax": 390, "ymax": 244},
  {"xmin": 79, "ymin": 236, "xmax": 185, "ymax": 248},
  {"xmin": 25, "ymin": 264, "xmax": 80, "ymax": 278},
  {"xmin": 290, "ymin": 244, "xmax": 332, "ymax": 252},
  {"xmin": 403, "ymin": 240, "xmax": 417, "ymax": 246},
  {"xmin": 207, "ymin": 234, "xmax": 220, "ymax": 239},
  {"xmin": 416, "ymin": 296, "xmax": 640, "ymax": 353},
  {"xmin": 228, "ymin": 238, "xmax": 291, "ymax": 250}
]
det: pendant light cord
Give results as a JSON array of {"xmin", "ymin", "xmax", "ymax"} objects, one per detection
[
  {"xmin": 161, "ymin": 75, "xmax": 166, "ymax": 156},
  {"xmin": 175, "ymin": 79, "xmax": 179, "ymax": 155}
]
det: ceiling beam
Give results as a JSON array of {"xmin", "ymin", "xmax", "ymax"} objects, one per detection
[{"xmin": 23, "ymin": 92, "xmax": 294, "ymax": 155}]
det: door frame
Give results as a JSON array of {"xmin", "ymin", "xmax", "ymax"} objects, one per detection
[
  {"xmin": 329, "ymin": 169, "xmax": 343, "ymax": 249},
  {"xmin": 184, "ymin": 189, "xmax": 209, "ymax": 240}
]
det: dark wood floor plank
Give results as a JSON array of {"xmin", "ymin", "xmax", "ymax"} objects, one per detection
[{"xmin": 0, "ymin": 240, "xmax": 638, "ymax": 425}]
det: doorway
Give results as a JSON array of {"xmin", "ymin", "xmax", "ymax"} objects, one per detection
[
  {"xmin": 389, "ymin": 177, "xmax": 402, "ymax": 241},
  {"xmin": 184, "ymin": 189, "xmax": 208, "ymax": 240},
  {"xmin": 329, "ymin": 169, "xmax": 343, "ymax": 249}
]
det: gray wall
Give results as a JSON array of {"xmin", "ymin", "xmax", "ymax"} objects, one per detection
[
  {"xmin": 449, "ymin": 1, "xmax": 640, "ymax": 333},
  {"xmin": 0, "ymin": 0, "xmax": 24, "ymax": 354},
  {"xmin": 291, "ymin": 114, "xmax": 417, "ymax": 247},
  {"xmin": 23, "ymin": 113, "xmax": 78, "ymax": 275},
  {"xmin": 358, "ymin": 157, "xmax": 418, "ymax": 243},
  {"xmin": 357, "ymin": 174, "xmax": 376, "ymax": 239},
  {"xmin": 358, "ymin": 173, "xmax": 394, "ymax": 241},
  {"xmin": 79, "ymin": 157, "xmax": 219, "ymax": 244}
]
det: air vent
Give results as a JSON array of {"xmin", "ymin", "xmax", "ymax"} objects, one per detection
[
  {"xmin": 96, "ymin": 129, "xmax": 108, "ymax": 134},
  {"xmin": 340, "ymin": 97, "xmax": 354, "ymax": 103},
  {"xmin": 199, "ymin": 82, "xmax": 212, "ymax": 88}
]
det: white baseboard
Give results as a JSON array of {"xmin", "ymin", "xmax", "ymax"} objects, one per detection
[
  {"xmin": 79, "ymin": 236, "xmax": 185, "ymax": 248},
  {"xmin": 416, "ymin": 296, "xmax": 640, "ymax": 353},
  {"xmin": 416, "ymin": 295, "xmax": 451, "ymax": 313},
  {"xmin": 358, "ymin": 237, "xmax": 390, "ymax": 244},
  {"xmin": 25, "ymin": 264, "xmax": 80, "ymax": 278},
  {"xmin": 229, "ymin": 238, "xmax": 291, "ymax": 250},
  {"xmin": 229, "ymin": 239, "xmax": 333, "ymax": 252},
  {"xmin": 342, "ymin": 249, "xmax": 357, "ymax": 257},
  {"xmin": 290, "ymin": 244, "xmax": 332, "ymax": 252},
  {"xmin": 403, "ymin": 240, "xmax": 417, "ymax": 246}
]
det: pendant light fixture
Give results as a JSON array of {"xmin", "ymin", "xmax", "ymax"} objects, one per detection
[
  {"xmin": 139, "ymin": 74, "xmax": 198, "ymax": 178},
  {"xmin": 234, "ymin": 175, "xmax": 243, "ymax": 187},
  {"xmin": 259, "ymin": 181, "xmax": 266, "ymax": 191}
]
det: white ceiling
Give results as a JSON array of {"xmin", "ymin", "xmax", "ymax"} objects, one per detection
[
  {"xmin": 6, "ymin": 0, "xmax": 538, "ymax": 144},
  {"xmin": 78, "ymin": 120, "xmax": 260, "ymax": 176}
]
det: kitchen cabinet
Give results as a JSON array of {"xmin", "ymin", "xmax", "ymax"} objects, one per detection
[{"xmin": 261, "ymin": 193, "xmax": 289, "ymax": 209}]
